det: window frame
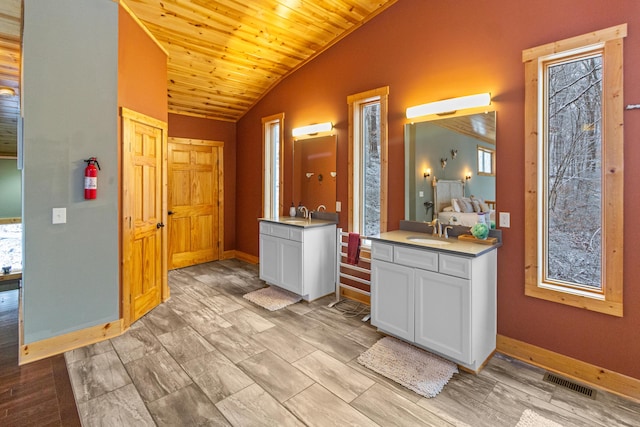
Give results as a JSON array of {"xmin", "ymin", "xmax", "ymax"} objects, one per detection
[
  {"xmin": 347, "ymin": 86, "xmax": 389, "ymax": 235},
  {"xmin": 523, "ymin": 24, "xmax": 626, "ymax": 317},
  {"xmin": 477, "ymin": 145, "xmax": 495, "ymax": 176},
  {"xmin": 262, "ymin": 113, "xmax": 285, "ymax": 218}
]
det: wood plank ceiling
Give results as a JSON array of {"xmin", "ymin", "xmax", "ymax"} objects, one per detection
[
  {"xmin": 0, "ymin": 0, "xmax": 21, "ymax": 157},
  {"xmin": 0, "ymin": 0, "xmax": 396, "ymax": 156}
]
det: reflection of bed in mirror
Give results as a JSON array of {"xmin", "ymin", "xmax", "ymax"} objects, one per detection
[{"xmin": 434, "ymin": 180, "xmax": 495, "ymax": 227}]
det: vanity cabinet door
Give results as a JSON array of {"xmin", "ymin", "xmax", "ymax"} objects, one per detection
[
  {"xmin": 415, "ymin": 269, "xmax": 471, "ymax": 364},
  {"xmin": 259, "ymin": 234, "xmax": 279, "ymax": 285},
  {"xmin": 371, "ymin": 259, "xmax": 415, "ymax": 341},
  {"xmin": 278, "ymin": 238, "xmax": 303, "ymax": 294}
]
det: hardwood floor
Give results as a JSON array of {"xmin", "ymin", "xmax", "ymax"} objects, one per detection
[{"xmin": 0, "ymin": 289, "xmax": 81, "ymax": 427}]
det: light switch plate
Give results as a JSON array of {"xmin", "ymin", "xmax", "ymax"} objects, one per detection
[
  {"xmin": 336, "ymin": 201, "xmax": 342, "ymax": 212},
  {"xmin": 499, "ymin": 212, "xmax": 510, "ymax": 228},
  {"xmin": 419, "ymin": 191, "xmax": 424, "ymax": 197},
  {"xmin": 52, "ymin": 207, "xmax": 66, "ymax": 224}
]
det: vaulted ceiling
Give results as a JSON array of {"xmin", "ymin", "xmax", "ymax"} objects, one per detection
[
  {"xmin": 0, "ymin": 0, "xmax": 20, "ymax": 157},
  {"xmin": 0, "ymin": 0, "xmax": 397, "ymax": 156}
]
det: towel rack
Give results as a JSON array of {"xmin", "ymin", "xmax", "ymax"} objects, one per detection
[{"xmin": 328, "ymin": 227, "xmax": 371, "ymax": 321}]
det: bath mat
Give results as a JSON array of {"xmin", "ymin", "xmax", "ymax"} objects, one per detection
[
  {"xmin": 357, "ymin": 336, "xmax": 458, "ymax": 398},
  {"xmin": 243, "ymin": 286, "xmax": 302, "ymax": 311},
  {"xmin": 516, "ymin": 409, "xmax": 563, "ymax": 427}
]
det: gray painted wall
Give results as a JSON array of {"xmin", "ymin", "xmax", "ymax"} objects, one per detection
[
  {"xmin": 22, "ymin": 0, "xmax": 119, "ymax": 343},
  {"xmin": 0, "ymin": 159, "xmax": 21, "ymax": 218}
]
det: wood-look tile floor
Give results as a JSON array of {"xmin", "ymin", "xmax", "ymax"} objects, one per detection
[{"xmin": 56, "ymin": 260, "xmax": 640, "ymax": 425}]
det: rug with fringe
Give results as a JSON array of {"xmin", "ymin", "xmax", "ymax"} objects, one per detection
[
  {"xmin": 516, "ymin": 409, "xmax": 563, "ymax": 427},
  {"xmin": 243, "ymin": 286, "xmax": 302, "ymax": 311},
  {"xmin": 357, "ymin": 336, "xmax": 458, "ymax": 398}
]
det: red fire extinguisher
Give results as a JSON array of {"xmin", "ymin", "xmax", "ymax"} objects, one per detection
[{"xmin": 84, "ymin": 157, "xmax": 100, "ymax": 200}]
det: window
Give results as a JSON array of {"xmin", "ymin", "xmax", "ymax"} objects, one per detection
[
  {"xmin": 477, "ymin": 146, "xmax": 495, "ymax": 176},
  {"xmin": 262, "ymin": 113, "xmax": 284, "ymax": 218},
  {"xmin": 523, "ymin": 25, "xmax": 625, "ymax": 316},
  {"xmin": 348, "ymin": 87, "xmax": 389, "ymax": 236}
]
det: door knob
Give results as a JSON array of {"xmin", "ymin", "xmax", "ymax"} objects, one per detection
[
  {"xmin": 168, "ymin": 210, "xmax": 174, "ymax": 215},
  {"xmin": 157, "ymin": 223, "xmax": 165, "ymax": 229}
]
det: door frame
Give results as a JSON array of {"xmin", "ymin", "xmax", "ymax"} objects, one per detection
[
  {"xmin": 121, "ymin": 107, "xmax": 168, "ymax": 329},
  {"xmin": 167, "ymin": 137, "xmax": 224, "ymax": 269}
]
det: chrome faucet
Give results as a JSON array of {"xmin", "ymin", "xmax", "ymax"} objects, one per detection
[
  {"xmin": 316, "ymin": 204, "xmax": 326, "ymax": 212},
  {"xmin": 430, "ymin": 218, "xmax": 441, "ymax": 237},
  {"xmin": 298, "ymin": 206, "xmax": 309, "ymax": 219},
  {"xmin": 443, "ymin": 225, "xmax": 454, "ymax": 239}
]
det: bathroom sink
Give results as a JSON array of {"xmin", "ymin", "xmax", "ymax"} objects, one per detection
[
  {"xmin": 281, "ymin": 219, "xmax": 308, "ymax": 225},
  {"xmin": 406, "ymin": 236, "xmax": 452, "ymax": 245}
]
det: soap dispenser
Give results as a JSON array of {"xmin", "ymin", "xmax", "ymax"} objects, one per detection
[{"xmin": 289, "ymin": 203, "xmax": 296, "ymax": 217}]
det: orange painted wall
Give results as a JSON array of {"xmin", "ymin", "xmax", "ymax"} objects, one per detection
[
  {"xmin": 168, "ymin": 113, "xmax": 237, "ymax": 251},
  {"xmin": 117, "ymin": 7, "xmax": 167, "ymax": 123},
  {"xmin": 236, "ymin": 0, "xmax": 640, "ymax": 379}
]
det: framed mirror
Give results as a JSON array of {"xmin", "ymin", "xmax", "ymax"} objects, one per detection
[
  {"xmin": 292, "ymin": 135, "xmax": 337, "ymax": 211},
  {"xmin": 404, "ymin": 111, "xmax": 496, "ymax": 222}
]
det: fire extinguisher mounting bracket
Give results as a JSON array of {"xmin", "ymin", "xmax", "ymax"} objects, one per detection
[{"xmin": 84, "ymin": 157, "xmax": 101, "ymax": 170}]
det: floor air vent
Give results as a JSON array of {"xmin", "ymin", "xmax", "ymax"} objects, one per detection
[{"xmin": 543, "ymin": 372, "xmax": 597, "ymax": 399}]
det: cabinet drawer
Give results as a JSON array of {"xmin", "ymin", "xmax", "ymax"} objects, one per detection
[
  {"xmin": 372, "ymin": 242, "xmax": 394, "ymax": 262},
  {"xmin": 269, "ymin": 224, "xmax": 290, "ymax": 239},
  {"xmin": 259, "ymin": 221, "xmax": 271, "ymax": 235},
  {"xmin": 260, "ymin": 221, "xmax": 304, "ymax": 241},
  {"xmin": 439, "ymin": 254, "xmax": 471, "ymax": 279},
  {"xmin": 394, "ymin": 246, "xmax": 438, "ymax": 272},
  {"xmin": 288, "ymin": 227, "xmax": 303, "ymax": 242}
]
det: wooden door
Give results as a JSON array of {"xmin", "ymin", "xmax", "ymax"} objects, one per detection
[
  {"xmin": 121, "ymin": 108, "xmax": 168, "ymax": 327},
  {"xmin": 168, "ymin": 138, "xmax": 224, "ymax": 269}
]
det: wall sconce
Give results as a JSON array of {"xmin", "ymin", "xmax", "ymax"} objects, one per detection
[
  {"xmin": 423, "ymin": 168, "xmax": 431, "ymax": 179},
  {"xmin": 305, "ymin": 172, "xmax": 314, "ymax": 179},
  {"xmin": 406, "ymin": 93, "xmax": 491, "ymax": 119},
  {"xmin": 292, "ymin": 122, "xmax": 333, "ymax": 138},
  {"xmin": 330, "ymin": 171, "xmax": 337, "ymax": 178},
  {"xmin": 465, "ymin": 172, "xmax": 472, "ymax": 181}
]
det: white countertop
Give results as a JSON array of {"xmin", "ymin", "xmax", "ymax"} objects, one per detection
[
  {"xmin": 369, "ymin": 230, "xmax": 500, "ymax": 257},
  {"xmin": 259, "ymin": 217, "xmax": 337, "ymax": 228}
]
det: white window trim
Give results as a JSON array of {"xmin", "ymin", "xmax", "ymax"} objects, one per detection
[
  {"xmin": 477, "ymin": 145, "xmax": 495, "ymax": 176},
  {"xmin": 262, "ymin": 113, "xmax": 284, "ymax": 218}
]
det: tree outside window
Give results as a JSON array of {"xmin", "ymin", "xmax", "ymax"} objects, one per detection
[{"xmin": 523, "ymin": 25, "xmax": 625, "ymax": 316}]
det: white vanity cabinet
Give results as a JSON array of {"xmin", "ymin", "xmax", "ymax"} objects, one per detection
[
  {"xmin": 371, "ymin": 240, "xmax": 496, "ymax": 372},
  {"xmin": 371, "ymin": 260, "xmax": 414, "ymax": 341},
  {"xmin": 259, "ymin": 220, "xmax": 336, "ymax": 301}
]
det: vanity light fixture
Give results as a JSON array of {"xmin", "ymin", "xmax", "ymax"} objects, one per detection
[
  {"xmin": 292, "ymin": 122, "xmax": 333, "ymax": 138},
  {"xmin": 406, "ymin": 93, "xmax": 491, "ymax": 119},
  {"xmin": 423, "ymin": 168, "xmax": 431, "ymax": 178},
  {"xmin": 0, "ymin": 87, "xmax": 15, "ymax": 96}
]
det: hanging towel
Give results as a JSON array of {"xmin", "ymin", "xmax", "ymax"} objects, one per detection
[{"xmin": 347, "ymin": 232, "xmax": 361, "ymax": 265}]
